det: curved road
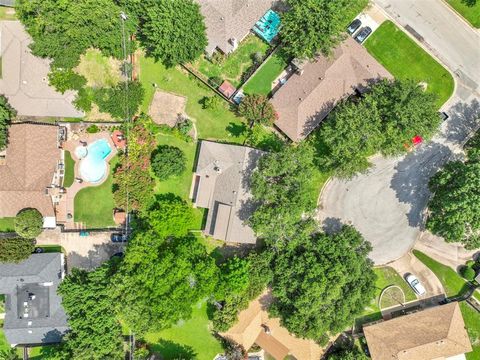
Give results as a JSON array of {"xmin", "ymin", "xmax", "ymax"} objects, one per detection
[{"xmin": 319, "ymin": 0, "xmax": 480, "ymax": 264}]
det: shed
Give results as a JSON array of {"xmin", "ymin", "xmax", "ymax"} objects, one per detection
[{"xmin": 218, "ymin": 80, "xmax": 236, "ymax": 99}]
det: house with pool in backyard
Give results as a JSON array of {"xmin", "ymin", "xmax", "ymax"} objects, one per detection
[{"xmin": 0, "ymin": 122, "xmax": 126, "ymax": 232}]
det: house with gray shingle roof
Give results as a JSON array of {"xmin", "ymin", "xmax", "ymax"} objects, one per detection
[
  {"xmin": 196, "ymin": 0, "xmax": 274, "ymax": 55},
  {"xmin": 190, "ymin": 141, "xmax": 263, "ymax": 244},
  {"xmin": 0, "ymin": 253, "xmax": 68, "ymax": 346}
]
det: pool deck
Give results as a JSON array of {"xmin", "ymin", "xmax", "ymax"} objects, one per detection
[{"xmin": 58, "ymin": 131, "xmax": 118, "ymax": 229}]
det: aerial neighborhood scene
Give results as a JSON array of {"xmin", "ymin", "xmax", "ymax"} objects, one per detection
[{"xmin": 0, "ymin": 0, "xmax": 480, "ymax": 359}]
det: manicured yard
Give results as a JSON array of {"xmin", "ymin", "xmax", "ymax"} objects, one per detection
[
  {"xmin": 460, "ymin": 301, "xmax": 480, "ymax": 360},
  {"xmin": 145, "ymin": 300, "xmax": 222, "ymax": 360},
  {"xmin": 0, "ymin": 217, "xmax": 15, "ymax": 232},
  {"xmin": 74, "ymin": 156, "xmax": 117, "ymax": 228},
  {"xmin": 75, "ymin": 48, "xmax": 122, "ymax": 88},
  {"xmin": 139, "ymin": 55, "xmax": 246, "ymax": 143},
  {"xmin": 365, "ymin": 20, "xmax": 454, "ymax": 108},
  {"xmin": 63, "ymin": 150, "xmax": 75, "ymax": 188},
  {"xmin": 447, "ymin": 0, "xmax": 480, "ymax": 28},
  {"xmin": 243, "ymin": 51, "xmax": 288, "ymax": 95},
  {"xmin": 192, "ymin": 35, "xmax": 269, "ymax": 87}
]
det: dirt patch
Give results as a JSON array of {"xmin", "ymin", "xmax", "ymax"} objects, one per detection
[{"xmin": 148, "ymin": 90, "xmax": 187, "ymax": 127}]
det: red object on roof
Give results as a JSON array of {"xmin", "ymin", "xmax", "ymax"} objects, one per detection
[
  {"xmin": 218, "ymin": 80, "xmax": 236, "ymax": 99},
  {"xmin": 412, "ymin": 135, "xmax": 423, "ymax": 145},
  {"xmin": 112, "ymin": 130, "xmax": 126, "ymax": 149}
]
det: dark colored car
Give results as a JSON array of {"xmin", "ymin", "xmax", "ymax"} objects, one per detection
[
  {"xmin": 111, "ymin": 233, "xmax": 128, "ymax": 243},
  {"xmin": 347, "ymin": 19, "xmax": 362, "ymax": 35},
  {"xmin": 354, "ymin": 26, "xmax": 372, "ymax": 44}
]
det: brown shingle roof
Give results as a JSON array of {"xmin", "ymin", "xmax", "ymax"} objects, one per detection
[
  {"xmin": 271, "ymin": 37, "xmax": 393, "ymax": 141},
  {"xmin": 196, "ymin": 0, "xmax": 273, "ymax": 54},
  {"xmin": 0, "ymin": 123, "xmax": 60, "ymax": 217},
  {"xmin": 363, "ymin": 302, "xmax": 472, "ymax": 360}
]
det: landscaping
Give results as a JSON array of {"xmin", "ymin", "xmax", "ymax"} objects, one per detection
[
  {"xmin": 63, "ymin": 150, "xmax": 75, "ymax": 188},
  {"xmin": 243, "ymin": 51, "xmax": 288, "ymax": 95},
  {"xmin": 74, "ymin": 156, "xmax": 117, "ymax": 228},
  {"xmin": 191, "ymin": 35, "xmax": 270, "ymax": 87},
  {"xmin": 145, "ymin": 300, "xmax": 222, "ymax": 360},
  {"xmin": 447, "ymin": 0, "xmax": 480, "ymax": 28},
  {"xmin": 365, "ymin": 20, "xmax": 454, "ymax": 108},
  {"xmin": 0, "ymin": 217, "xmax": 15, "ymax": 232}
]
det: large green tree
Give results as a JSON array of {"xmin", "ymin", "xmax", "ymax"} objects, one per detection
[
  {"xmin": 135, "ymin": 0, "xmax": 207, "ymax": 66},
  {"xmin": 269, "ymin": 225, "xmax": 376, "ymax": 340},
  {"xmin": 0, "ymin": 238, "xmax": 34, "ymax": 263},
  {"xmin": 328, "ymin": 346, "xmax": 368, "ymax": 360},
  {"xmin": 14, "ymin": 208, "xmax": 43, "ymax": 239},
  {"xmin": 238, "ymin": 94, "xmax": 277, "ymax": 126},
  {"xmin": 16, "ymin": 0, "xmax": 134, "ymax": 68},
  {"xmin": 0, "ymin": 95, "xmax": 16, "ymax": 151},
  {"xmin": 280, "ymin": 0, "xmax": 368, "ymax": 59}
]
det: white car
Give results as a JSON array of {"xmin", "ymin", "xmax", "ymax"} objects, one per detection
[{"xmin": 406, "ymin": 274, "xmax": 426, "ymax": 296}]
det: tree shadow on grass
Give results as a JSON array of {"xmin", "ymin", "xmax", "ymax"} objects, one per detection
[
  {"xmin": 149, "ymin": 339, "xmax": 196, "ymax": 360},
  {"xmin": 226, "ymin": 122, "xmax": 248, "ymax": 138}
]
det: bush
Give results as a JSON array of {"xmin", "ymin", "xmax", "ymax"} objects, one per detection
[
  {"xmin": 0, "ymin": 95, "xmax": 16, "ymax": 151},
  {"xmin": 93, "ymin": 81, "xmax": 144, "ymax": 119},
  {"xmin": 252, "ymin": 51, "xmax": 263, "ymax": 64},
  {"xmin": 175, "ymin": 118, "xmax": 193, "ymax": 136},
  {"xmin": 208, "ymin": 76, "xmax": 223, "ymax": 88},
  {"xmin": 86, "ymin": 125, "xmax": 100, "ymax": 134},
  {"xmin": 202, "ymin": 95, "xmax": 220, "ymax": 110},
  {"xmin": 15, "ymin": 208, "xmax": 43, "ymax": 239},
  {"xmin": 466, "ymin": 260, "xmax": 476, "ymax": 268},
  {"xmin": 48, "ymin": 68, "xmax": 87, "ymax": 93},
  {"xmin": 151, "ymin": 145, "xmax": 186, "ymax": 180},
  {"xmin": 0, "ymin": 238, "xmax": 35, "ymax": 263},
  {"xmin": 461, "ymin": 266, "xmax": 476, "ymax": 281}
]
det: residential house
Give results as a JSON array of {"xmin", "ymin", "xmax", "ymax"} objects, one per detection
[
  {"xmin": 271, "ymin": 37, "xmax": 392, "ymax": 141},
  {"xmin": 190, "ymin": 141, "xmax": 263, "ymax": 244},
  {"xmin": 363, "ymin": 302, "xmax": 472, "ymax": 360},
  {"xmin": 0, "ymin": 253, "xmax": 68, "ymax": 346},
  {"xmin": 196, "ymin": 0, "xmax": 274, "ymax": 55},
  {"xmin": 220, "ymin": 291, "xmax": 323, "ymax": 359},
  {"xmin": 0, "ymin": 123, "xmax": 62, "ymax": 227}
]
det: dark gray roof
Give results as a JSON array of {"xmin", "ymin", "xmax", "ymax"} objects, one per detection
[
  {"xmin": 0, "ymin": 253, "xmax": 68, "ymax": 346},
  {"xmin": 192, "ymin": 141, "xmax": 264, "ymax": 244}
]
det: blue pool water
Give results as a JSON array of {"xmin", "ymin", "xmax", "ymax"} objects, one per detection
[
  {"xmin": 253, "ymin": 9, "xmax": 281, "ymax": 43},
  {"xmin": 79, "ymin": 139, "xmax": 112, "ymax": 183}
]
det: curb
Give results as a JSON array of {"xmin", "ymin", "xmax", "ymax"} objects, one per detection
[{"xmin": 440, "ymin": 0, "xmax": 480, "ymax": 33}]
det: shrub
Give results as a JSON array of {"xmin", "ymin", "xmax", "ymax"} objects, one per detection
[
  {"xmin": 151, "ymin": 145, "xmax": 186, "ymax": 180},
  {"xmin": 86, "ymin": 124, "xmax": 100, "ymax": 134},
  {"xmin": 0, "ymin": 95, "xmax": 16, "ymax": 152},
  {"xmin": 466, "ymin": 260, "xmax": 476, "ymax": 268},
  {"xmin": 93, "ymin": 81, "xmax": 144, "ymax": 119},
  {"xmin": 15, "ymin": 208, "xmax": 43, "ymax": 239},
  {"xmin": 208, "ymin": 76, "xmax": 223, "ymax": 88},
  {"xmin": 252, "ymin": 51, "xmax": 263, "ymax": 64},
  {"xmin": 48, "ymin": 68, "xmax": 87, "ymax": 93},
  {"xmin": 461, "ymin": 266, "xmax": 476, "ymax": 281},
  {"xmin": 202, "ymin": 95, "xmax": 220, "ymax": 110},
  {"xmin": 0, "ymin": 238, "xmax": 35, "ymax": 263},
  {"xmin": 175, "ymin": 118, "xmax": 193, "ymax": 136}
]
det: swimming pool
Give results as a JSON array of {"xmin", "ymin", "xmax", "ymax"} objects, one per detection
[{"xmin": 79, "ymin": 139, "xmax": 112, "ymax": 183}]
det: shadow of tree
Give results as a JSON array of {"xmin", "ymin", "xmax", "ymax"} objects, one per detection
[
  {"xmin": 149, "ymin": 339, "xmax": 196, "ymax": 360},
  {"xmin": 226, "ymin": 122, "xmax": 248, "ymax": 138},
  {"xmin": 67, "ymin": 242, "xmax": 123, "ymax": 272}
]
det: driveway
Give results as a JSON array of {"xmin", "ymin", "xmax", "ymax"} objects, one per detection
[
  {"xmin": 36, "ymin": 229, "xmax": 123, "ymax": 271},
  {"xmin": 318, "ymin": 1, "xmax": 480, "ymax": 265}
]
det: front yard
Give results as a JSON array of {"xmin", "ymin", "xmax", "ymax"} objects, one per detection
[
  {"xmin": 446, "ymin": 0, "xmax": 480, "ymax": 28},
  {"xmin": 243, "ymin": 51, "xmax": 288, "ymax": 95},
  {"xmin": 365, "ymin": 20, "xmax": 454, "ymax": 108}
]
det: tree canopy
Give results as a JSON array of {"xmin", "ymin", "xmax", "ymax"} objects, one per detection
[
  {"xmin": 0, "ymin": 238, "xmax": 34, "ymax": 263},
  {"xmin": 269, "ymin": 225, "xmax": 376, "ymax": 340},
  {"xmin": 14, "ymin": 208, "xmax": 43, "ymax": 239},
  {"xmin": 238, "ymin": 94, "xmax": 277, "ymax": 126},
  {"xmin": 151, "ymin": 145, "xmax": 187, "ymax": 180},
  {"xmin": 327, "ymin": 346, "xmax": 368, "ymax": 360},
  {"xmin": 0, "ymin": 95, "xmax": 16, "ymax": 152},
  {"xmin": 280, "ymin": 0, "xmax": 368, "ymax": 59}
]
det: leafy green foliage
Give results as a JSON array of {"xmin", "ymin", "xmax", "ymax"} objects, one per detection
[
  {"xmin": 0, "ymin": 95, "xmax": 16, "ymax": 152},
  {"xmin": 175, "ymin": 118, "xmax": 193, "ymax": 136},
  {"xmin": 74, "ymin": 88, "xmax": 94, "ymax": 113},
  {"xmin": 238, "ymin": 94, "xmax": 277, "ymax": 126},
  {"xmin": 55, "ymin": 264, "xmax": 124, "ymax": 359},
  {"xmin": 327, "ymin": 346, "xmax": 368, "ymax": 360},
  {"xmin": 269, "ymin": 226, "xmax": 376, "ymax": 340},
  {"xmin": 202, "ymin": 96, "xmax": 221, "ymax": 110},
  {"xmin": 86, "ymin": 125, "xmax": 100, "ymax": 134},
  {"xmin": 280, "ymin": 0, "xmax": 368, "ymax": 59},
  {"xmin": 48, "ymin": 69, "xmax": 87, "ymax": 93},
  {"xmin": 146, "ymin": 196, "xmax": 195, "ymax": 238},
  {"xmin": 93, "ymin": 81, "xmax": 144, "ymax": 120},
  {"xmin": 217, "ymin": 257, "xmax": 250, "ymax": 298},
  {"xmin": 14, "ymin": 208, "xmax": 43, "ymax": 239},
  {"xmin": 135, "ymin": 0, "xmax": 207, "ymax": 66},
  {"xmin": 461, "ymin": 266, "xmax": 476, "ymax": 281},
  {"xmin": 16, "ymin": 0, "xmax": 135, "ymax": 68},
  {"xmin": 462, "ymin": 0, "xmax": 477, "ymax": 6},
  {"xmin": 222, "ymin": 338, "xmax": 246, "ymax": 360},
  {"xmin": 0, "ymin": 238, "xmax": 34, "ymax": 263},
  {"xmin": 151, "ymin": 145, "xmax": 187, "ymax": 180},
  {"xmin": 0, "ymin": 348, "xmax": 21, "ymax": 360}
]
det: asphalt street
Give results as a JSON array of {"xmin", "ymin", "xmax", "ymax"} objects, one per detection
[{"xmin": 318, "ymin": 1, "xmax": 480, "ymax": 264}]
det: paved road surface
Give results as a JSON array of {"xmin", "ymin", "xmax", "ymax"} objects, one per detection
[{"xmin": 319, "ymin": 1, "xmax": 480, "ymax": 264}]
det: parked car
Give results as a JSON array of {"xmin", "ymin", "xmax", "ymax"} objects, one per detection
[
  {"xmin": 354, "ymin": 26, "xmax": 372, "ymax": 44},
  {"xmin": 111, "ymin": 233, "xmax": 128, "ymax": 243},
  {"xmin": 406, "ymin": 274, "xmax": 426, "ymax": 295},
  {"xmin": 347, "ymin": 19, "xmax": 362, "ymax": 35}
]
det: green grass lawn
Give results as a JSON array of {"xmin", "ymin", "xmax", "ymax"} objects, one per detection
[
  {"xmin": 365, "ymin": 20, "xmax": 454, "ymax": 108},
  {"xmin": 0, "ymin": 7, "xmax": 16, "ymax": 20},
  {"xmin": 460, "ymin": 302, "xmax": 480, "ymax": 360},
  {"xmin": 74, "ymin": 156, "xmax": 117, "ymax": 228},
  {"xmin": 145, "ymin": 300, "xmax": 222, "ymax": 360},
  {"xmin": 75, "ymin": 48, "xmax": 121, "ymax": 88},
  {"xmin": 0, "ymin": 217, "xmax": 15, "ymax": 232},
  {"xmin": 243, "ymin": 51, "xmax": 288, "ymax": 95},
  {"xmin": 192, "ymin": 35, "xmax": 269, "ymax": 87},
  {"xmin": 140, "ymin": 55, "xmax": 246, "ymax": 143},
  {"xmin": 35, "ymin": 245, "xmax": 63, "ymax": 253},
  {"xmin": 63, "ymin": 151, "xmax": 75, "ymax": 188},
  {"xmin": 447, "ymin": 0, "xmax": 480, "ymax": 28}
]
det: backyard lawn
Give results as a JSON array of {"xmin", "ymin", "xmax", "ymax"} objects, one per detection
[
  {"xmin": 0, "ymin": 7, "xmax": 15, "ymax": 20},
  {"xmin": 145, "ymin": 300, "xmax": 222, "ymax": 360},
  {"xmin": 75, "ymin": 48, "xmax": 122, "ymax": 88},
  {"xmin": 191, "ymin": 35, "xmax": 269, "ymax": 87},
  {"xmin": 0, "ymin": 217, "xmax": 15, "ymax": 232},
  {"xmin": 243, "ymin": 51, "xmax": 288, "ymax": 96},
  {"xmin": 74, "ymin": 156, "xmax": 117, "ymax": 228},
  {"xmin": 139, "ymin": 55, "xmax": 246, "ymax": 143},
  {"xmin": 63, "ymin": 151, "xmax": 75, "ymax": 188},
  {"xmin": 447, "ymin": 0, "xmax": 480, "ymax": 28},
  {"xmin": 365, "ymin": 20, "xmax": 454, "ymax": 108}
]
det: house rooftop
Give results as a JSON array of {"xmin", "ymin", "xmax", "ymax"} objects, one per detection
[
  {"xmin": 191, "ymin": 141, "xmax": 263, "ymax": 244},
  {"xmin": 271, "ymin": 37, "xmax": 392, "ymax": 141},
  {"xmin": 363, "ymin": 302, "xmax": 472, "ymax": 360}
]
